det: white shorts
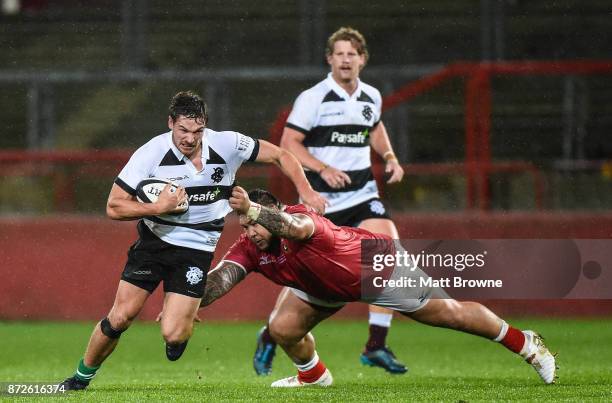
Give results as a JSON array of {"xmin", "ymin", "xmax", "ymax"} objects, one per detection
[
  {"xmin": 288, "ymin": 288, "xmax": 347, "ymax": 309},
  {"xmin": 360, "ymin": 263, "xmax": 433, "ymax": 313},
  {"xmin": 288, "ymin": 263, "xmax": 434, "ymax": 314}
]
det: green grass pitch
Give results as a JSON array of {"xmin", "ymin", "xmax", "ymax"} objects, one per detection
[{"xmin": 1, "ymin": 318, "xmax": 611, "ymax": 401}]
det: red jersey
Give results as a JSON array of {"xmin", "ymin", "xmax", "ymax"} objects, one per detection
[{"xmin": 223, "ymin": 204, "xmax": 393, "ymax": 301}]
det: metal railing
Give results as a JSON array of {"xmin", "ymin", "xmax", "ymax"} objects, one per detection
[
  {"xmin": 268, "ymin": 60, "xmax": 612, "ymax": 210},
  {"xmin": 0, "ymin": 150, "xmax": 545, "ymax": 213}
]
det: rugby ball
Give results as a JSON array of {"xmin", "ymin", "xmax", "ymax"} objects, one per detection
[{"xmin": 136, "ymin": 178, "xmax": 189, "ymax": 214}]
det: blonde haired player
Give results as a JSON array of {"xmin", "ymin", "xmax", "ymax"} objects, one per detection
[{"xmin": 253, "ymin": 27, "xmax": 407, "ymax": 375}]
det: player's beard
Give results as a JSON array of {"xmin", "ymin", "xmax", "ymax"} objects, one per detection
[{"xmin": 266, "ymin": 237, "xmax": 281, "ymax": 254}]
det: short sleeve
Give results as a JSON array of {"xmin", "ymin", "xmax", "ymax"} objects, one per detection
[
  {"xmin": 285, "ymin": 91, "xmax": 318, "ymax": 134},
  {"xmin": 222, "ymin": 235, "xmax": 258, "ymax": 273},
  {"xmin": 231, "ymin": 132, "xmax": 259, "ymax": 162},
  {"xmin": 115, "ymin": 144, "xmax": 158, "ymax": 195},
  {"xmin": 372, "ymin": 88, "xmax": 383, "ymax": 127},
  {"xmin": 284, "ymin": 204, "xmax": 335, "ymax": 252}
]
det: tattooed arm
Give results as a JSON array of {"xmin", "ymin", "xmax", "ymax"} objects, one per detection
[
  {"xmin": 255, "ymin": 207, "xmax": 315, "ymax": 241},
  {"xmin": 229, "ymin": 186, "xmax": 315, "ymax": 241},
  {"xmin": 200, "ymin": 261, "xmax": 247, "ymax": 308}
]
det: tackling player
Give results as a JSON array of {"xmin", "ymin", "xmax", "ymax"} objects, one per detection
[
  {"xmin": 59, "ymin": 91, "xmax": 326, "ymax": 391},
  {"xmin": 255, "ymin": 26, "xmax": 408, "ymax": 376},
  {"xmin": 201, "ymin": 186, "xmax": 557, "ymax": 387}
]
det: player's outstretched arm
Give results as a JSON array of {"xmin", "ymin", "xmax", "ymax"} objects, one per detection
[
  {"xmin": 255, "ymin": 207, "xmax": 314, "ymax": 241},
  {"xmin": 200, "ymin": 261, "xmax": 246, "ymax": 307},
  {"xmin": 254, "ymin": 139, "xmax": 327, "ymax": 214},
  {"xmin": 106, "ymin": 183, "xmax": 187, "ymax": 220},
  {"xmin": 229, "ymin": 186, "xmax": 315, "ymax": 241}
]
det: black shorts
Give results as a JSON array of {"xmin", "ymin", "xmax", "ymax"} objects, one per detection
[
  {"xmin": 324, "ymin": 197, "xmax": 391, "ymax": 227},
  {"xmin": 121, "ymin": 222, "xmax": 213, "ymax": 298}
]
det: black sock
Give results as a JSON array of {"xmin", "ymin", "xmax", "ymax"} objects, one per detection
[
  {"xmin": 261, "ymin": 326, "xmax": 276, "ymax": 345},
  {"xmin": 365, "ymin": 324, "xmax": 389, "ymax": 352}
]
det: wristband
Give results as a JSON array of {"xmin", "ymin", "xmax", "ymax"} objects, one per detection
[
  {"xmin": 318, "ymin": 164, "xmax": 329, "ymax": 174},
  {"xmin": 383, "ymin": 151, "xmax": 396, "ymax": 161},
  {"xmin": 246, "ymin": 202, "xmax": 262, "ymax": 221}
]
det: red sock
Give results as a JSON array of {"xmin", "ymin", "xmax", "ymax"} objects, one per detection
[
  {"xmin": 501, "ymin": 327, "xmax": 526, "ymax": 354},
  {"xmin": 297, "ymin": 360, "xmax": 327, "ymax": 383}
]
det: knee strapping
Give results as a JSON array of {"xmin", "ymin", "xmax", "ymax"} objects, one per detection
[{"xmin": 100, "ymin": 317, "xmax": 124, "ymax": 339}]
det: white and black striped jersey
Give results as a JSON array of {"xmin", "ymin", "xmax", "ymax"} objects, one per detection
[
  {"xmin": 115, "ymin": 128, "xmax": 259, "ymax": 252},
  {"xmin": 286, "ymin": 73, "xmax": 382, "ymax": 213}
]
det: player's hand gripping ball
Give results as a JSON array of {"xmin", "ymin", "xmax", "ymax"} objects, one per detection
[{"xmin": 136, "ymin": 178, "xmax": 189, "ymax": 215}]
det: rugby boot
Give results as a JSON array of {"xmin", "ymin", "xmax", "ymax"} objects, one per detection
[
  {"xmin": 521, "ymin": 330, "xmax": 557, "ymax": 384},
  {"xmin": 271, "ymin": 369, "xmax": 333, "ymax": 387},
  {"xmin": 58, "ymin": 376, "xmax": 89, "ymax": 391},
  {"xmin": 253, "ymin": 326, "xmax": 276, "ymax": 376},
  {"xmin": 360, "ymin": 346, "xmax": 408, "ymax": 374},
  {"xmin": 166, "ymin": 340, "xmax": 188, "ymax": 361}
]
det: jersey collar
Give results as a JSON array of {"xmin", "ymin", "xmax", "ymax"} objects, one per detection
[
  {"xmin": 201, "ymin": 129, "xmax": 210, "ymax": 161},
  {"xmin": 165, "ymin": 130, "xmax": 210, "ymax": 162},
  {"xmin": 324, "ymin": 72, "xmax": 363, "ymax": 100}
]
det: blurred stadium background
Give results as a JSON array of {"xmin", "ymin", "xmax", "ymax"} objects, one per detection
[{"xmin": 1, "ymin": 0, "xmax": 611, "ymax": 322}]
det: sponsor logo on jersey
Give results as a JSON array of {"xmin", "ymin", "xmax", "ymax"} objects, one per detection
[
  {"xmin": 330, "ymin": 128, "xmax": 369, "ymax": 145},
  {"xmin": 166, "ymin": 174, "xmax": 190, "ymax": 182},
  {"xmin": 188, "ymin": 187, "xmax": 221, "ymax": 203},
  {"xmin": 236, "ymin": 135, "xmax": 252, "ymax": 151},
  {"xmin": 321, "ymin": 111, "xmax": 344, "ymax": 118},
  {"xmin": 202, "ymin": 237, "xmax": 218, "ymax": 247}
]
